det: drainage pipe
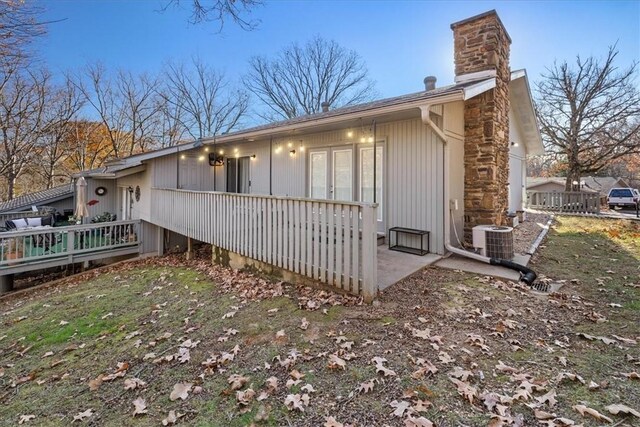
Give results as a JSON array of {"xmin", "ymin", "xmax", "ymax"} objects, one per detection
[{"xmin": 422, "ymin": 103, "xmax": 537, "ymax": 285}]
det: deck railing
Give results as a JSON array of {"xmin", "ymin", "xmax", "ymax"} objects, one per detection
[
  {"xmin": 526, "ymin": 191, "xmax": 602, "ymax": 214},
  {"xmin": 0, "ymin": 220, "xmax": 141, "ymax": 269},
  {"xmin": 150, "ymin": 188, "xmax": 378, "ymax": 300}
]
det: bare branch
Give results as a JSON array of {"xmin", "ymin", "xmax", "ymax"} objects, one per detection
[{"xmin": 244, "ymin": 36, "xmax": 377, "ymax": 121}]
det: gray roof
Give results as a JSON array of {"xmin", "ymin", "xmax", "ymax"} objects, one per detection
[
  {"xmin": 201, "ymin": 81, "xmax": 478, "ymax": 142},
  {"xmin": 0, "ymin": 183, "xmax": 74, "ymax": 213},
  {"xmin": 527, "ymin": 176, "xmax": 629, "ymax": 194}
]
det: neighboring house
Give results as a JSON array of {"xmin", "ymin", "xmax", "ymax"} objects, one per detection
[
  {"xmin": 68, "ymin": 10, "xmax": 542, "ymax": 300},
  {"xmin": 526, "ymin": 177, "xmax": 630, "ymax": 195},
  {"xmin": 0, "ymin": 183, "xmax": 75, "ymax": 223}
]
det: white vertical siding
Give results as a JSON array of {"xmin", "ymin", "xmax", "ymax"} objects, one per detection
[
  {"xmin": 147, "ymin": 116, "xmax": 446, "ymax": 254},
  {"xmin": 85, "ymin": 178, "xmax": 117, "ymax": 220}
]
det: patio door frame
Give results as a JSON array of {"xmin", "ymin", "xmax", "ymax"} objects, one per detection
[
  {"xmin": 226, "ymin": 156, "xmax": 252, "ymax": 194},
  {"xmin": 308, "ymin": 145, "xmax": 355, "ymax": 201},
  {"xmin": 308, "ymin": 141, "xmax": 386, "ymax": 233}
]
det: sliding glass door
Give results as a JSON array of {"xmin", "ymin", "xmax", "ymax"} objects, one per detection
[{"xmin": 226, "ymin": 157, "xmax": 251, "ymax": 194}]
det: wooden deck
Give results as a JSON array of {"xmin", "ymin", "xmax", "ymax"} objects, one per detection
[{"xmin": 0, "ymin": 220, "xmax": 142, "ymax": 276}]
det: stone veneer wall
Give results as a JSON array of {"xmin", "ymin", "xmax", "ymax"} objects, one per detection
[{"xmin": 451, "ymin": 11, "xmax": 512, "ymax": 243}]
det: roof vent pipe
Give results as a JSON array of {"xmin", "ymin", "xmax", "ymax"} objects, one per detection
[
  {"xmin": 321, "ymin": 101, "xmax": 330, "ymax": 112},
  {"xmin": 424, "ymin": 76, "xmax": 437, "ymax": 91}
]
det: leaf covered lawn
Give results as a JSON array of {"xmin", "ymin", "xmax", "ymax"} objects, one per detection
[{"xmin": 0, "ymin": 216, "xmax": 638, "ymax": 426}]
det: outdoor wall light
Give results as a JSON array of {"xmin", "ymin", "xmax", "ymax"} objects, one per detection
[
  {"xmin": 275, "ymin": 145, "xmax": 282, "ymax": 154},
  {"xmin": 511, "ymin": 141, "xmax": 519, "ymax": 147},
  {"xmin": 289, "ymin": 149, "xmax": 296, "ymax": 157},
  {"xmin": 251, "ymin": 154, "xmax": 257, "ymax": 160}
]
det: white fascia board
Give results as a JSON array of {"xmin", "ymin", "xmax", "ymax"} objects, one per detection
[
  {"xmin": 455, "ymin": 69, "xmax": 496, "ymax": 84},
  {"xmin": 462, "ymin": 78, "xmax": 496, "ymax": 100}
]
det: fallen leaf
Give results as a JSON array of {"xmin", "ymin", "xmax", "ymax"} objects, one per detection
[
  {"xmin": 228, "ymin": 374, "xmax": 249, "ymax": 390},
  {"xmin": 604, "ymin": 403, "xmax": 640, "ymax": 417},
  {"xmin": 72, "ymin": 409, "xmax": 94, "ymax": 422},
  {"xmin": 573, "ymin": 404, "xmax": 613, "ymax": 423},
  {"xmin": 18, "ymin": 415, "xmax": 35, "ymax": 424},
  {"xmin": 162, "ymin": 410, "xmax": 184, "ymax": 425},
  {"xmin": 132, "ymin": 398, "xmax": 147, "ymax": 416},
  {"xmin": 389, "ymin": 400, "xmax": 412, "ymax": 417},
  {"xmin": 169, "ymin": 382, "xmax": 193, "ymax": 401},
  {"xmin": 358, "ymin": 379, "xmax": 376, "ymax": 394}
]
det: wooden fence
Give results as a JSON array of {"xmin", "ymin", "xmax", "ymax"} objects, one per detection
[
  {"xmin": 0, "ymin": 220, "xmax": 141, "ymax": 272},
  {"xmin": 150, "ymin": 188, "xmax": 378, "ymax": 301},
  {"xmin": 526, "ymin": 191, "xmax": 602, "ymax": 214}
]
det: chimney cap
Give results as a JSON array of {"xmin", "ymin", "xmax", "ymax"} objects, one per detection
[
  {"xmin": 450, "ymin": 10, "xmax": 512, "ymax": 43},
  {"xmin": 424, "ymin": 76, "xmax": 437, "ymax": 91},
  {"xmin": 321, "ymin": 101, "xmax": 330, "ymax": 112}
]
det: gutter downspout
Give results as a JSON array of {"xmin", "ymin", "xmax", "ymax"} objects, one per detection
[{"xmin": 420, "ymin": 104, "xmax": 537, "ymax": 284}]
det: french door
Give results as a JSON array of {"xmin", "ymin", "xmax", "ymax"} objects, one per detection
[{"xmin": 309, "ymin": 144, "xmax": 384, "ymax": 231}]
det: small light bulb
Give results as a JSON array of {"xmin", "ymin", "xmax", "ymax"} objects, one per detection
[
  {"xmin": 204, "ymin": 147, "xmax": 209, "ymax": 152},
  {"xmin": 347, "ymin": 131, "xmax": 353, "ymax": 138},
  {"xmin": 360, "ymin": 137, "xmax": 365, "ymax": 143},
  {"xmin": 299, "ymin": 146, "xmax": 305, "ymax": 152},
  {"xmin": 180, "ymin": 154, "xmax": 186, "ymax": 159},
  {"xmin": 219, "ymin": 150, "xmax": 224, "ymax": 155},
  {"xmin": 288, "ymin": 142, "xmax": 293, "ymax": 148},
  {"xmin": 198, "ymin": 155, "xmax": 205, "ymax": 161},
  {"xmin": 234, "ymin": 148, "xmax": 239, "ymax": 153},
  {"xmin": 368, "ymin": 137, "xmax": 374, "ymax": 143},
  {"xmin": 235, "ymin": 153, "xmax": 240, "ymax": 158}
]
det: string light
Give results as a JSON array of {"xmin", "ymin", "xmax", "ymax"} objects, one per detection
[
  {"xmin": 347, "ymin": 131, "xmax": 353, "ymax": 138},
  {"xmin": 198, "ymin": 155, "xmax": 205, "ymax": 162}
]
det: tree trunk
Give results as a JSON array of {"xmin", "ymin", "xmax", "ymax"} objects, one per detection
[
  {"xmin": 565, "ymin": 168, "xmax": 581, "ymax": 192},
  {"xmin": 7, "ymin": 174, "xmax": 15, "ymax": 200}
]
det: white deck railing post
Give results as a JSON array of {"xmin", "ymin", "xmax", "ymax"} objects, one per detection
[{"xmin": 360, "ymin": 203, "xmax": 378, "ymax": 303}]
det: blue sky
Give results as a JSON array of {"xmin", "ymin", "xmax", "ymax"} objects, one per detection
[{"xmin": 37, "ymin": 0, "xmax": 639, "ymax": 99}]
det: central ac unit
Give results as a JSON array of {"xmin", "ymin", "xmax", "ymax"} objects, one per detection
[{"xmin": 472, "ymin": 225, "xmax": 514, "ymax": 259}]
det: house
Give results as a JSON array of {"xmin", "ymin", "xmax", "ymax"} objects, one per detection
[
  {"xmin": 16, "ymin": 10, "xmax": 542, "ymax": 300},
  {"xmin": 0, "ymin": 183, "xmax": 75, "ymax": 224},
  {"xmin": 526, "ymin": 176, "xmax": 630, "ymax": 195}
]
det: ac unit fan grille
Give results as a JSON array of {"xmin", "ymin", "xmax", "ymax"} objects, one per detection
[{"xmin": 485, "ymin": 228, "xmax": 514, "ymax": 259}]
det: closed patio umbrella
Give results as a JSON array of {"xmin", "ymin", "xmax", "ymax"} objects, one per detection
[{"xmin": 74, "ymin": 177, "xmax": 89, "ymax": 223}]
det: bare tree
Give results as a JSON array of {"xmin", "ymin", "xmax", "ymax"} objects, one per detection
[
  {"xmin": 35, "ymin": 76, "xmax": 84, "ymax": 188},
  {"xmin": 244, "ymin": 36, "xmax": 377, "ymax": 121},
  {"xmin": 162, "ymin": 0, "xmax": 262, "ymax": 30},
  {"xmin": 163, "ymin": 58, "xmax": 248, "ymax": 139},
  {"xmin": 116, "ymin": 71, "xmax": 162, "ymax": 154},
  {"xmin": 536, "ymin": 46, "xmax": 640, "ymax": 191},
  {"xmin": 74, "ymin": 63, "xmax": 129, "ymax": 159},
  {"xmin": 154, "ymin": 92, "xmax": 188, "ymax": 147},
  {"xmin": 0, "ymin": 0, "xmax": 47, "ymax": 69},
  {"xmin": 0, "ymin": 67, "xmax": 48, "ymax": 199}
]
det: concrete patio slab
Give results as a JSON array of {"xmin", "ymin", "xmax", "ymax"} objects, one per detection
[
  {"xmin": 434, "ymin": 253, "xmax": 531, "ymax": 282},
  {"xmin": 377, "ymin": 245, "xmax": 441, "ymax": 290}
]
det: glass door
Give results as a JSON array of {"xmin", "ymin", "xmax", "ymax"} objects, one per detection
[
  {"xmin": 309, "ymin": 147, "xmax": 354, "ymax": 201},
  {"xmin": 309, "ymin": 150, "xmax": 328, "ymax": 199},
  {"xmin": 226, "ymin": 157, "xmax": 251, "ymax": 194},
  {"xmin": 331, "ymin": 148, "xmax": 353, "ymax": 201},
  {"xmin": 359, "ymin": 145, "xmax": 384, "ymax": 231}
]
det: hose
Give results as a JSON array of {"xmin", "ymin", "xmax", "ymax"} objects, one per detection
[{"xmin": 489, "ymin": 258, "xmax": 537, "ymax": 285}]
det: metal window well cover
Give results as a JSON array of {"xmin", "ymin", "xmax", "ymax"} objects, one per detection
[{"xmin": 485, "ymin": 226, "xmax": 514, "ymax": 259}]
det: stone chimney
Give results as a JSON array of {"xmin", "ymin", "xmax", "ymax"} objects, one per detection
[
  {"xmin": 451, "ymin": 10, "xmax": 512, "ymax": 243},
  {"xmin": 321, "ymin": 101, "xmax": 330, "ymax": 112},
  {"xmin": 424, "ymin": 76, "xmax": 437, "ymax": 91}
]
